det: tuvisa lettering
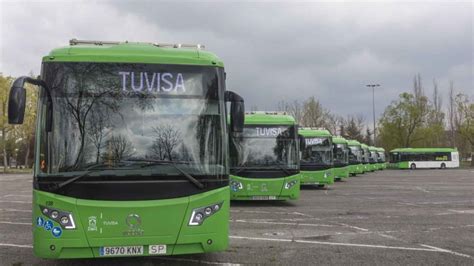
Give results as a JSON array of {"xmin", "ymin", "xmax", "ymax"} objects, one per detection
[
  {"xmin": 255, "ymin": 127, "xmax": 283, "ymax": 137},
  {"xmin": 119, "ymin": 71, "xmax": 186, "ymax": 93}
]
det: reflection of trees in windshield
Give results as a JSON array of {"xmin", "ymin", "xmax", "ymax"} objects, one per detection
[
  {"xmin": 301, "ymin": 138, "xmax": 332, "ymax": 165},
  {"xmin": 40, "ymin": 62, "xmax": 225, "ymax": 175},
  {"xmin": 348, "ymin": 147, "xmax": 361, "ymax": 163},
  {"xmin": 333, "ymin": 144, "xmax": 348, "ymax": 164},
  {"xmin": 148, "ymin": 124, "xmax": 182, "ymax": 160},
  {"xmin": 230, "ymin": 126, "xmax": 298, "ymax": 169},
  {"xmin": 103, "ymin": 134, "xmax": 135, "ymax": 162}
]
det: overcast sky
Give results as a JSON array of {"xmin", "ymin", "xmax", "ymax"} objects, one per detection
[{"xmin": 0, "ymin": 0, "xmax": 472, "ymax": 121}]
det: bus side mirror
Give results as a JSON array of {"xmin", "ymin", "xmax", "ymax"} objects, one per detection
[
  {"xmin": 8, "ymin": 76, "xmax": 53, "ymax": 131},
  {"xmin": 225, "ymin": 91, "xmax": 245, "ymax": 133},
  {"xmin": 8, "ymin": 78, "xmax": 27, "ymax": 124},
  {"xmin": 299, "ymin": 135, "xmax": 305, "ymax": 151}
]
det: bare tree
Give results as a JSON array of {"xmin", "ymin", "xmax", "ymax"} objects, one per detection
[
  {"xmin": 448, "ymin": 81, "xmax": 456, "ymax": 147},
  {"xmin": 88, "ymin": 109, "xmax": 110, "ymax": 163},
  {"xmin": 104, "ymin": 134, "xmax": 135, "ymax": 162},
  {"xmin": 149, "ymin": 124, "xmax": 182, "ymax": 160},
  {"xmin": 277, "ymin": 100, "xmax": 304, "ymax": 125}
]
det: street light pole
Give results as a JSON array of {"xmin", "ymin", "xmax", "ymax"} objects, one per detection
[{"xmin": 366, "ymin": 84, "xmax": 380, "ymax": 145}]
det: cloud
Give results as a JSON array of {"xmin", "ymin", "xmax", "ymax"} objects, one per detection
[{"xmin": 0, "ymin": 0, "xmax": 472, "ymax": 121}]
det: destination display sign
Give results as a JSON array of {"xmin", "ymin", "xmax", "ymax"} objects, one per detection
[
  {"xmin": 305, "ymin": 137, "xmax": 329, "ymax": 146},
  {"xmin": 118, "ymin": 71, "xmax": 203, "ymax": 95},
  {"xmin": 243, "ymin": 126, "xmax": 294, "ymax": 138}
]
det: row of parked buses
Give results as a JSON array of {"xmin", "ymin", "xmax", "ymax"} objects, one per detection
[
  {"xmin": 228, "ymin": 112, "xmax": 387, "ymax": 201},
  {"xmin": 7, "ymin": 41, "xmax": 454, "ymax": 260}
]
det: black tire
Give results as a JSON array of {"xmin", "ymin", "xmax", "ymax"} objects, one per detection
[
  {"xmin": 410, "ymin": 163, "xmax": 416, "ymax": 170},
  {"xmin": 440, "ymin": 163, "xmax": 446, "ymax": 169}
]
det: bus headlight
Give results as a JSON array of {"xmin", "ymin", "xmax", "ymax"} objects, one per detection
[
  {"xmin": 230, "ymin": 180, "xmax": 243, "ymax": 192},
  {"xmin": 39, "ymin": 206, "xmax": 76, "ymax": 229},
  {"xmin": 324, "ymin": 172, "xmax": 328, "ymax": 178},
  {"xmin": 284, "ymin": 180, "xmax": 298, "ymax": 189},
  {"xmin": 188, "ymin": 202, "xmax": 223, "ymax": 226}
]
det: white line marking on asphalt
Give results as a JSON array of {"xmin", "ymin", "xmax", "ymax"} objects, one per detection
[
  {"xmin": 419, "ymin": 244, "xmax": 472, "ymax": 258},
  {"xmin": 0, "ymin": 221, "xmax": 30, "ymax": 225},
  {"xmin": 231, "ymin": 209, "xmax": 312, "ymax": 217},
  {"xmin": 1, "ymin": 194, "xmax": 31, "ymax": 198},
  {"xmin": 0, "ymin": 208, "xmax": 31, "ymax": 213},
  {"xmin": 448, "ymin": 209, "xmax": 474, "ymax": 214},
  {"xmin": 231, "ymin": 219, "xmax": 335, "ymax": 228},
  {"xmin": 0, "ymin": 243, "xmax": 33, "ymax": 249},
  {"xmin": 230, "ymin": 236, "xmax": 472, "ymax": 258},
  {"xmin": 336, "ymin": 223, "xmax": 369, "ymax": 232},
  {"xmin": 153, "ymin": 257, "xmax": 241, "ymax": 265},
  {"xmin": 415, "ymin": 187, "xmax": 430, "ymax": 193},
  {"xmin": 0, "ymin": 200, "xmax": 32, "ymax": 204}
]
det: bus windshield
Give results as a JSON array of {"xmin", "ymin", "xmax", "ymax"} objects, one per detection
[
  {"xmin": 348, "ymin": 146, "xmax": 362, "ymax": 164},
  {"xmin": 38, "ymin": 62, "xmax": 227, "ymax": 178},
  {"xmin": 230, "ymin": 125, "xmax": 298, "ymax": 171},
  {"xmin": 301, "ymin": 137, "xmax": 333, "ymax": 166},
  {"xmin": 369, "ymin": 151, "xmax": 377, "ymax": 163},
  {"xmin": 333, "ymin": 143, "xmax": 348, "ymax": 166}
]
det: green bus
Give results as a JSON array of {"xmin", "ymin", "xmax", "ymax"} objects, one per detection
[
  {"xmin": 368, "ymin": 146, "xmax": 379, "ymax": 171},
  {"xmin": 299, "ymin": 128, "xmax": 334, "ymax": 187},
  {"xmin": 229, "ymin": 112, "xmax": 300, "ymax": 200},
  {"xmin": 360, "ymin": 144, "xmax": 370, "ymax": 172},
  {"xmin": 347, "ymin": 140, "xmax": 364, "ymax": 175},
  {"xmin": 7, "ymin": 39, "xmax": 245, "ymax": 258},
  {"xmin": 376, "ymin": 147, "xmax": 387, "ymax": 170},
  {"xmin": 332, "ymin": 136, "xmax": 350, "ymax": 181},
  {"xmin": 389, "ymin": 148, "xmax": 460, "ymax": 169}
]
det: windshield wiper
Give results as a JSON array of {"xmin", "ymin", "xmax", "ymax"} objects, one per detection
[
  {"xmin": 126, "ymin": 159, "xmax": 205, "ymax": 189},
  {"xmin": 50, "ymin": 169, "xmax": 105, "ymax": 192},
  {"xmin": 272, "ymin": 163, "xmax": 293, "ymax": 176},
  {"xmin": 50, "ymin": 161, "xmax": 143, "ymax": 192}
]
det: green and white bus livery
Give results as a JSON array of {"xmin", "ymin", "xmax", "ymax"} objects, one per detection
[
  {"xmin": 347, "ymin": 140, "xmax": 364, "ymax": 175},
  {"xmin": 332, "ymin": 136, "xmax": 350, "ymax": 180},
  {"xmin": 376, "ymin": 147, "xmax": 387, "ymax": 170},
  {"xmin": 229, "ymin": 112, "xmax": 300, "ymax": 200},
  {"xmin": 299, "ymin": 128, "xmax": 334, "ymax": 187},
  {"xmin": 389, "ymin": 148, "xmax": 459, "ymax": 169},
  {"xmin": 368, "ymin": 146, "xmax": 379, "ymax": 171},
  {"xmin": 360, "ymin": 144, "xmax": 371, "ymax": 172},
  {"xmin": 7, "ymin": 39, "xmax": 245, "ymax": 258}
]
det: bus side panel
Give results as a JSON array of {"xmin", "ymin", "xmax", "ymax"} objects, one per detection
[
  {"xmin": 333, "ymin": 166, "xmax": 349, "ymax": 180},
  {"xmin": 174, "ymin": 186, "xmax": 229, "ymax": 254},
  {"xmin": 229, "ymin": 175, "xmax": 300, "ymax": 200},
  {"xmin": 300, "ymin": 169, "xmax": 334, "ymax": 186}
]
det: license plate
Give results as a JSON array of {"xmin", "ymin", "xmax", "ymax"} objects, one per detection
[
  {"xmin": 149, "ymin": 244, "xmax": 167, "ymax": 255},
  {"xmin": 99, "ymin": 246, "xmax": 143, "ymax": 256},
  {"xmin": 252, "ymin": 196, "xmax": 277, "ymax": 200}
]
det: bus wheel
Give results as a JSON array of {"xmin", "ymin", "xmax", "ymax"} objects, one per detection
[
  {"xmin": 410, "ymin": 163, "xmax": 416, "ymax": 170},
  {"xmin": 440, "ymin": 163, "xmax": 446, "ymax": 169}
]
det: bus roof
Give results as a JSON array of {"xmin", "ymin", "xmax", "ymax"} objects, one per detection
[
  {"xmin": 42, "ymin": 39, "xmax": 224, "ymax": 67},
  {"xmin": 347, "ymin": 139, "xmax": 361, "ymax": 146},
  {"xmin": 368, "ymin": 146, "xmax": 377, "ymax": 151},
  {"xmin": 298, "ymin": 128, "xmax": 332, "ymax": 138},
  {"xmin": 376, "ymin": 147, "xmax": 385, "ymax": 152},
  {"xmin": 244, "ymin": 112, "xmax": 296, "ymax": 125},
  {"xmin": 360, "ymin": 143, "xmax": 369, "ymax": 149},
  {"xmin": 332, "ymin": 136, "xmax": 348, "ymax": 144},
  {"xmin": 390, "ymin": 147, "xmax": 458, "ymax": 153}
]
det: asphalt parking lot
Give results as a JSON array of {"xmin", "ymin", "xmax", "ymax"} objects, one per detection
[{"xmin": 1, "ymin": 169, "xmax": 473, "ymax": 265}]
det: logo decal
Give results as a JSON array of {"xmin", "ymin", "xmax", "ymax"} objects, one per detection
[
  {"xmin": 44, "ymin": 220, "xmax": 53, "ymax": 231},
  {"xmin": 51, "ymin": 226, "xmax": 62, "ymax": 238},
  {"xmin": 36, "ymin": 217, "xmax": 44, "ymax": 227},
  {"xmin": 88, "ymin": 216, "xmax": 97, "ymax": 231},
  {"xmin": 123, "ymin": 214, "xmax": 144, "ymax": 236}
]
